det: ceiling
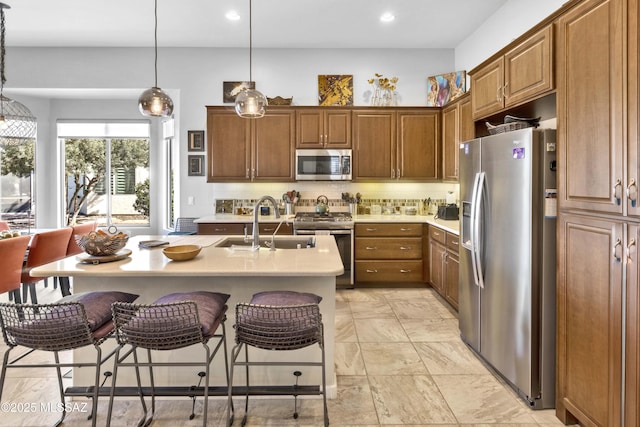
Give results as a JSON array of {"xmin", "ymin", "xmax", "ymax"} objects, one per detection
[{"xmin": 4, "ymin": 0, "xmax": 508, "ymax": 49}]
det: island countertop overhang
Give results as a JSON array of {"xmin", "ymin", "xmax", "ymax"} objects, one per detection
[{"xmin": 31, "ymin": 234, "xmax": 344, "ymax": 278}]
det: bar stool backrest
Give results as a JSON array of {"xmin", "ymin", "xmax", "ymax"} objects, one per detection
[
  {"xmin": 235, "ymin": 303, "xmax": 323, "ymax": 350},
  {"xmin": 22, "ymin": 228, "xmax": 73, "ymax": 283},
  {"xmin": 0, "ymin": 236, "xmax": 30, "ymax": 294},
  {"xmin": 67, "ymin": 221, "xmax": 98, "ymax": 256}
]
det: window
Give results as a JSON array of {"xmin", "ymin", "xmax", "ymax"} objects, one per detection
[
  {"xmin": 0, "ymin": 139, "xmax": 35, "ymax": 229},
  {"xmin": 59, "ymin": 122, "xmax": 150, "ymax": 227},
  {"xmin": 164, "ymin": 118, "xmax": 177, "ymax": 230}
]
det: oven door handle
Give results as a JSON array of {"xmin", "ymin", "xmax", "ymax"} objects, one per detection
[{"xmin": 294, "ymin": 229, "xmax": 353, "ymax": 235}]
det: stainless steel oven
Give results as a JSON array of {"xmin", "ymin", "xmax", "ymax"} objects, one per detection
[{"xmin": 293, "ymin": 213, "xmax": 354, "ymax": 288}]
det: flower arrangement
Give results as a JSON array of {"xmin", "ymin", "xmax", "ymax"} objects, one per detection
[
  {"xmin": 368, "ymin": 73, "xmax": 399, "ymax": 106},
  {"xmin": 368, "ymin": 73, "xmax": 398, "ymax": 91}
]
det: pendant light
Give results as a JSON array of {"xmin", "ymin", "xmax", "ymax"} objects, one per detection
[
  {"xmin": 235, "ymin": 0, "xmax": 267, "ymax": 118},
  {"xmin": 0, "ymin": 3, "xmax": 36, "ymax": 144},
  {"xmin": 138, "ymin": 0, "xmax": 173, "ymax": 117}
]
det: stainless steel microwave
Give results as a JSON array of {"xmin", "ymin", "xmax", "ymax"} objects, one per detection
[{"xmin": 295, "ymin": 149, "xmax": 352, "ymax": 181}]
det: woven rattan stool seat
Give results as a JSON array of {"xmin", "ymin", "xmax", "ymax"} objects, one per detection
[
  {"xmin": 227, "ymin": 290, "xmax": 328, "ymax": 426},
  {"xmin": 107, "ymin": 291, "xmax": 230, "ymax": 427},
  {"xmin": 0, "ymin": 291, "xmax": 139, "ymax": 427}
]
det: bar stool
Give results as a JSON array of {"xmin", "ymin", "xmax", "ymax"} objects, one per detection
[
  {"xmin": 227, "ymin": 290, "xmax": 328, "ymax": 427},
  {"xmin": 58, "ymin": 221, "xmax": 98, "ymax": 296},
  {"xmin": 0, "ymin": 289, "xmax": 139, "ymax": 427},
  {"xmin": 107, "ymin": 291, "xmax": 230, "ymax": 427},
  {"xmin": 21, "ymin": 227, "xmax": 73, "ymax": 304}
]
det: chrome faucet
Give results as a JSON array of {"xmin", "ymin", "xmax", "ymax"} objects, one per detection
[{"xmin": 252, "ymin": 195, "xmax": 280, "ymax": 250}]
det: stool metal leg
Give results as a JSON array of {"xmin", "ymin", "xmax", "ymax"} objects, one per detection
[{"xmin": 53, "ymin": 351, "xmax": 67, "ymax": 427}]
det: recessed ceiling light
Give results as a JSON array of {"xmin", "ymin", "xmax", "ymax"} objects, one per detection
[
  {"xmin": 380, "ymin": 12, "xmax": 395, "ymax": 23},
  {"xmin": 225, "ymin": 10, "xmax": 241, "ymax": 21}
]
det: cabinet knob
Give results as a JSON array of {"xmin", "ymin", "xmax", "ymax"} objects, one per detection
[
  {"xmin": 400, "ymin": 227, "xmax": 413, "ymax": 232},
  {"xmin": 399, "ymin": 269, "xmax": 412, "ymax": 273},
  {"xmin": 450, "ymin": 240, "xmax": 459, "ymax": 245},
  {"xmin": 366, "ymin": 228, "xmax": 377, "ymax": 232},
  {"xmin": 365, "ymin": 246, "xmax": 378, "ymax": 250},
  {"xmin": 400, "ymin": 246, "xmax": 411, "ymax": 250},
  {"xmin": 246, "ymin": 168, "xmax": 250, "ymax": 178},
  {"xmin": 366, "ymin": 269, "xmax": 378, "ymax": 273}
]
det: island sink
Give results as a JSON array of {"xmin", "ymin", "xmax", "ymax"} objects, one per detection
[{"xmin": 215, "ymin": 236, "xmax": 316, "ymax": 250}]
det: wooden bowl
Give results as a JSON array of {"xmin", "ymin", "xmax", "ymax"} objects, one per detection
[{"xmin": 163, "ymin": 244, "xmax": 201, "ymax": 261}]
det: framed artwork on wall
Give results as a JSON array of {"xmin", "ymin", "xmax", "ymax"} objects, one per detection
[
  {"xmin": 426, "ymin": 70, "xmax": 467, "ymax": 106},
  {"xmin": 223, "ymin": 81, "xmax": 255, "ymax": 103},
  {"xmin": 188, "ymin": 155, "xmax": 205, "ymax": 176},
  {"xmin": 187, "ymin": 130, "xmax": 205, "ymax": 151},
  {"xmin": 318, "ymin": 74, "xmax": 353, "ymax": 106}
]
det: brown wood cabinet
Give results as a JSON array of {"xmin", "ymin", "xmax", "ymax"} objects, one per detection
[
  {"xmin": 397, "ymin": 109, "xmax": 441, "ymax": 180},
  {"xmin": 556, "ymin": 213, "xmax": 623, "ymax": 427},
  {"xmin": 353, "ymin": 108, "xmax": 440, "ymax": 181},
  {"xmin": 197, "ymin": 222, "xmax": 293, "ymax": 236},
  {"xmin": 354, "ymin": 223, "xmax": 423, "ymax": 284},
  {"xmin": 206, "ymin": 106, "xmax": 295, "ymax": 182},
  {"xmin": 296, "ymin": 108, "xmax": 351, "ymax": 148},
  {"xmin": 471, "ymin": 24, "xmax": 554, "ymax": 120},
  {"xmin": 442, "ymin": 93, "xmax": 473, "ymax": 181},
  {"xmin": 198, "ymin": 222, "xmax": 247, "ymax": 235},
  {"xmin": 555, "ymin": 0, "xmax": 632, "ymax": 426},
  {"xmin": 427, "ymin": 225, "xmax": 459, "ymax": 310},
  {"xmin": 557, "ymin": 0, "xmax": 624, "ymax": 215}
]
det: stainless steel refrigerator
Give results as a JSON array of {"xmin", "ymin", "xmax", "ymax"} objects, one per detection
[{"xmin": 458, "ymin": 128, "xmax": 556, "ymax": 409}]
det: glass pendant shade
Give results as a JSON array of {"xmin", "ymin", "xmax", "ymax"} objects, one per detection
[
  {"xmin": 138, "ymin": 86, "xmax": 173, "ymax": 117},
  {"xmin": 0, "ymin": 95, "xmax": 36, "ymax": 145},
  {"xmin": 235, "ymin": 88, "xmax": 267, "ymax": 118}
]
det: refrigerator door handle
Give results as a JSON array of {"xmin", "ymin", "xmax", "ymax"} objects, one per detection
[
  {"xmin": 473, "ymin": 172, "xmax": 486, "ymax": 289},
  {"xmin": 469, "ymin": 172, "xmax": 481, "ymax": 287}
]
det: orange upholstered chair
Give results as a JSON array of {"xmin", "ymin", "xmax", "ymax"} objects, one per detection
[
  {"xmin": 67, "ymin": 221, "xmax": 98, "ymax": 256},
  {"xmin": 21, "ymin": 228, "xmax": 73, "ymax": 304},
  {"xmin": 0, "ymin": 221, "xmax": 10, "ymax": 232},
  {"xmin": 0, "ymin": 236, "xmax": 30, "ymax": 303},
  {"xmin": 57, "ymin": 221, "xmax": 97, "ymax": 296}
]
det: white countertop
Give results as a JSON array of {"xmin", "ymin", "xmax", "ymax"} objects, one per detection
[
  {"xmin": 32, "ymin": 234, "xmax": 344, "ymax": 278},
  {"xmin": 196, "ymin": 213, "xmax": 460, "ymax": 234}
]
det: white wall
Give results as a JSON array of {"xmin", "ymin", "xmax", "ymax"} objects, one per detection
[
  {"xmin": 455, "ymin": 0, "xmax": 568, "ymax": 72},
  {"xmin": 6, "ymin": 47, "xmax": 456, "ymax": 230},
  {"xmin": 5, "ymin": 0, "xmax": 573, "ymax": 230}
]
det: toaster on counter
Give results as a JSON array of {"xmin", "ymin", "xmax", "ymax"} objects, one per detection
[{"xmin": 437, "ymin": 204, "xmax": 459, "ymax": 220}]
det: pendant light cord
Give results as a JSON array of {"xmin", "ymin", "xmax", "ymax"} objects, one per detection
[
  {"xmin": 248, "ymin": 0, "xmax": 253, "ymax": 83},
  {"xmin": 153, "ymin": 0, "xmax": 158, "ymax": 87},
  {"xmin": 0, "ymin": 5, "xmax": 5, "ymax": 91}
]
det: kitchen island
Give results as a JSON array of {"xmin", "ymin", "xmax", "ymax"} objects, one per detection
[{"xmin": 32, "ymin": 234, "xmax": 343, "ymax": 398}]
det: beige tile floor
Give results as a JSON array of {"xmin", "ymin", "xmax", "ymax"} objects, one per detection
[{"xmin": 0, "ymin": 285, "xmax": 573, "ymax": 426}]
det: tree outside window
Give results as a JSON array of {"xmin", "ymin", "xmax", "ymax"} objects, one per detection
[
  {"xmin": 64, "ymin": 138, "xmax": 150, "ymax": 226},
  {"xmin": 0, "ymin": 140, "xmax": 35, "ymax": 229}
]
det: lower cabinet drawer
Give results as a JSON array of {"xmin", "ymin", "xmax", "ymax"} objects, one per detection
[
  {"xmin": 197, "ymin": 223, "xmax": 246, "ymax": 235},
  {"xmin": 355, "ymin": 238, "xmax": 422, "ymax": 259},
  {"xmin": 355, "ymin": 260, "xmax": 423, "ymax": 282}
]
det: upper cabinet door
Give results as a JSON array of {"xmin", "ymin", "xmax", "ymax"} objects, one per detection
[
  {"xmin": 353, "ymin": 110, "xmax": 396, "ymax": 180},
  {"xmin": 471, "ymin": 57, "xmax": 504, "ymax": 120},
  {"xmin": 253, "ymin": 110, "xmax": 295, "ymax": 181},
  {"xmin": 207, "ymin": 108, "xmax": 251, "ymax": 182},
  {"xmin": 296, "ymin": 109, "xmax": 351, "ymax": 148},
  {"xmin": 442, "ymin": 102, "xmax": 459, "ymax": 181},
  {"xmin": 627, "ymin": 0, "xmax": 640, "ymax": 218},
  {"xmin": 397, "ymin": 109, "xmax": 440, "ymax": 181},
  {"xmin": 556, "ymin": 0, "xmax": 624, "ymax": 214},
  {"xmin": 504, "ymin": 25, "xmax": 554, "ymax": 108}
]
